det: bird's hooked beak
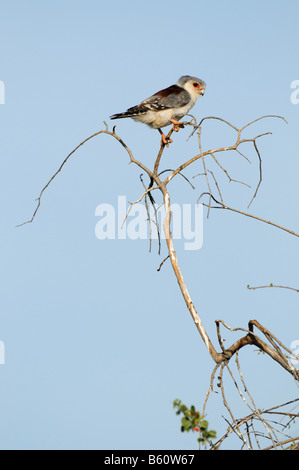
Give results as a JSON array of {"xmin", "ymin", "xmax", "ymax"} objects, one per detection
[{"xmin": 199, "ymin": 87, "xmax": 205, "ymax": 96}]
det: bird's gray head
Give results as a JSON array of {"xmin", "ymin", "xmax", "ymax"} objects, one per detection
[{"xmin": 177, "ymin": 75, "xmax": 206, "ymax": 97}]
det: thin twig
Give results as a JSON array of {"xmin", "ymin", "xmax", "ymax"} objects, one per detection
[
  {"xmin": 157, "ymin": 255, "xmax": 170, "ymax": 272},
  {"xmin": 17, "ymin": 124, "xmax": 153, "ymax": 227},
  {"xmin": 199, "ymin": 193, "xmax": 299, "ymax": 238},
  {"xmin": 247, "ymin": 284, "xmax": 299, "ymax": 293}
]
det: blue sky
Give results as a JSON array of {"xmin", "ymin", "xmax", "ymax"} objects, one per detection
[{"xmin": 0, "ymin": 0, "xmax": 298, "ymax": 450}]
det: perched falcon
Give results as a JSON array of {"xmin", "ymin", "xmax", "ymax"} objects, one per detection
[{"xmin": 110, "ymin": 75, "xmax": 206, "ymax": 145}]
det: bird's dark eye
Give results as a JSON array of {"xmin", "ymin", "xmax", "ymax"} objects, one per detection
[{"xmin": 193, "ymin": 82, "xmax": 199, "ymax": 88}]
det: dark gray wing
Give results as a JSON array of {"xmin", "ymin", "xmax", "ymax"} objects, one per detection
[
  {"xmin": 141, "ymin": 84, "xmax": 190, "ymax": 111},
  {"xmin": 110, "ymin": 84, "xmax": 190, "ymax": 120}
]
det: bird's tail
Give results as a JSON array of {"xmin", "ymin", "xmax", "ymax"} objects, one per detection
[
  {"xmin": 110, "ymin": 105, "xmax": 147, "ymax": 120},
  {"xmin": 110, "ymin": 112, "xmax": 132, "ymax": 120}
]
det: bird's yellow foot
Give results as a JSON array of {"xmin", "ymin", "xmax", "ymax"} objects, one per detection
[
  {"xmin": 158, "ymin": 129, "xmax": 173, "ymax": 147},
  {"xmin": 170, "ymin": 119, "xmax": 185, "ymax": 132},
  {"xmin": 161, "ymin": 134, "xmax": 173, "ymax": 147}
]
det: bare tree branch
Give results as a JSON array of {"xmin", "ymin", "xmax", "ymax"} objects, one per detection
[{"xmin": 18, "ymin": 113, "xmax": 298, "ymax": 450}]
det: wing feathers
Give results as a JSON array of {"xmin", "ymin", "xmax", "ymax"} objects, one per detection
[
  {"xmin": 142, "ymin": 84, "xmax": 190, "ymax": 110},
  {"xmin": 110, "ymin": 84, "xmax": 191, "ymax": 120}
]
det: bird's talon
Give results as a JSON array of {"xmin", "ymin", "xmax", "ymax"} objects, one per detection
[
  {"xmin": 170, "ymin": 119, "xmax": 185, "ymax": 132},
  {"xmin": 161, "ymin": 136, "xmax": 173, "ymax": 147},
  {"xmin": 159, "ymin": 129, "xmax": 173, "ymax": 147}
]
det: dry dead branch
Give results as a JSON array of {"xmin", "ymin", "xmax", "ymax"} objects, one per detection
[{"xmin": 18, "ymin": 114, "xmax": 299, "ymax": 449}]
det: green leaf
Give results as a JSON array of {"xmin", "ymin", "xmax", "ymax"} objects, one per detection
[
  {"xmin": 173, "ymin": 399, "xmax": 217, "ymax": 446},
  {"xmin": 200, "ymin": 420, "xmax": 209, "ymax": 429}
]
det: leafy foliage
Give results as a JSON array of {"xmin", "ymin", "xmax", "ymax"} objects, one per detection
[{"xmin": 173, "ymin": 399, "xmax": 217, "ymax": 448}]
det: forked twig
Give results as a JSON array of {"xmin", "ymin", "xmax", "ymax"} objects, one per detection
[{"xmin": 199, "ymin": 193, "xmax": 299, "ymax": 238}]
